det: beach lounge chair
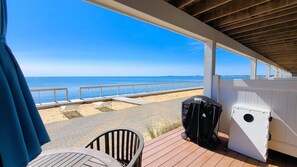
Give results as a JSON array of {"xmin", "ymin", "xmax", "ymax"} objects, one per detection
[
  {"xmin": 92, "ymin": 101, "xmax": 112, "ymax": 111},
  {"xmin": 60, "ymin": 104, "xmax": 82, "ymax": 118},
  {"xmin": 84, "ymin": 128, "xmax": 144, "ymax": 167}
]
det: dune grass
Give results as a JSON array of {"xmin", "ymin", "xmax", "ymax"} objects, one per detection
[{"xmin": 146, "ymin": 118, "xmax": 182, "ymax": 139}]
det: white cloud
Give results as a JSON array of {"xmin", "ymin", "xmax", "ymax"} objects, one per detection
[{"xmin": 189, "ymin": 41, "xmax": 204, "ymax": 52}]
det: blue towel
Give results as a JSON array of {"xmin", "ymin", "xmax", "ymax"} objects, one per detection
[{"xmin": 0, "ymin": 0, "xmax": 50, "ymax": 166}]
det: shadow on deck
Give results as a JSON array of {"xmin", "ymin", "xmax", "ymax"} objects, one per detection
[{"xmin": 142, "ymin": 127, "xmax": 297, "ymax": 167}]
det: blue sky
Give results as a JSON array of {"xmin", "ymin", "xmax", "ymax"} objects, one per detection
[{"xmin": 6, "ymin": 0, "xmax": 266, "ymax": 76}]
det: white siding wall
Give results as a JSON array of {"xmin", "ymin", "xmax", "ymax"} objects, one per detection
[{"xmin": 217, "ymin": 79, "xmax": 297, "ymax": 157}]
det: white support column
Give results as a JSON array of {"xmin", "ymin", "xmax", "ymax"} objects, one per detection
[
  {"xmin": 274, "ymin": 67, "xmax": 279, "ymax": 78},
  {"xmin": 250, "ymin": 58, "xmax": 257, "ymax": 80},
  {"xmin": 280, "ymin": 69, "xmax": 283, "ymax": 78},
  {"xmin": 266, "ymin": 64, "xmax": 271, "ymax": 79},
  {"xmin": 203, "ymin": 40, "xmax": 216, "ymax": 98}
]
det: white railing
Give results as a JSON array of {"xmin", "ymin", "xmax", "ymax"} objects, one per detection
[
  {"xmin": 30, "ymin": 88, "xmax": 69, "ymax": 104},
  {"xmin": 79, "ymin": 81, "xmax": 203, "ymax": 99},
  {"xmin": 30, "ymin": 81, "xmax": 203, "ymax": 104}
]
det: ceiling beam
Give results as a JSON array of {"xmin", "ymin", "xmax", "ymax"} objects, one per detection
[
  {"xmin": 189, "ymin": 0, "xmax": 232, "ymax": 16},
  {"xmin": 238, "ymin": 30, "xmax": 297, "ymax": 44},
  {"xmin": 210, "ymin": 0, "xmax": 297, "ymax": 28},
  {"xmin": 244, "ymin": 38, "xmax": 297, "ymax": 47},
  {"xmin": 261, "ymin": 50, "xmax": 297, "ymax": 55},
  {"xmin": 269, "ymin": 61, "xmax": 297, "ymax": 66},
  {"xmin": 253, "ymin": 50, "xmax": 297, "ymax": 55},
  {"xmin": 266, "ymin": 53, "xmax": 297, "ymax": 57},
  {"xmin": 253, "ymin": 49, "xmax": 297, "ymax": 55},
  {"xmin": 234, "ymin": 26, "xmax": 297, "ymax": 41},
  {"xmin": 224, "ymin": 13, "xmax": 297, "ymax": 35},
  {"xmin": 215, "ymin": 5, "xmax": 297, "ymax": 29},
  {"xmin": 253, "ymin": 43, "xmax": 297, "ymax": 50},
  {"xmin": 268, "ymin": 59, "xmax": 297, "ymax": 64},
  {"xmin": 241, "ymin": 34, "xmax": 297, "ymax": 43},
  {"xmin": 86, "ymin": 0, "xmax": 284, "ymax": 69},
  {"xmin": 229, "ymin": 20, "xmax": 297, "ymax": 39},
  {"xmin": 275, "ymin": 63, "xmax": 297, "ymax": 66},
  {"xmin": 177, "ymin": 0, "xmax": 197, "ymax": 9},
  {"xmin": 277, "ymin": 64, "xmax": 297, "ymax": 68},
  {"xmin": 218, "ymin": 8, "xmax": 297, "ymax": 32},
  {"xmin": 197, "ymin": 0, "xmax": 270, "ymax": 23},
  {"xmin": 269, "ymin": 57, "xmax": 297, "ymax": 62}
]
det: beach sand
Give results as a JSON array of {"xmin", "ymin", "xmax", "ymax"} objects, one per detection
[{"xmin": 39, "ymin": 89, "xmax": 203, "ymax": 124}]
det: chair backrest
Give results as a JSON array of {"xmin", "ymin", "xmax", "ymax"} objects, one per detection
[{"xmin": 84, "ymin": 128, "xmax": 144, "ymax": 167}]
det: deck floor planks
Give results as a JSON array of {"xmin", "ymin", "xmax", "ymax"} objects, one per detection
[
  {"xmin": 258, "ymin": 161, "xmax": 269, "ymax": 167},
  {"xmin": 187, "ymin": 150, "xmax": 215, "ymax": 167},
  {"xmin": 229, "ymin": 153, "xmax": 249, "ymax": 167},
  {"xmin": 159, "ymin": 142, "xmax": 199, "ymax": 167},
  {"xmin": 142, "ymin": 127, "xmax": 296, "ymax": 167},
  {"xmin": 143, "ymin": 135, "xmax": 183, "ymax": 158},
  {"xmin": 143, "ymin": 139, "xmax": 186, "ymax": 166},
  {"xmin": 146, "ymin": 140, "xmax": 193, "ymax": 166},
  {"xmin": 215, "ymin": 150, "xmax": 238, "ymax": 167},
  {"xmin": 201, "ymin": 150, "xmax": 226, "ymax": 167},
  {"xmin": 173, "ymin": 147, "xmax": 207, "ymax": 167}
]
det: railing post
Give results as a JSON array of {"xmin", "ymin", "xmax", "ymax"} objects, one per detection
[
  {"xmin": 66, "ymin": 89, "xmax": 69, "ymax": 101},
  {"xmin": 132, "ymin": 85, "xmax": 134, "ymax": 94},
  {"xmin": 53, "ymin": 90, "xmax": 56, "ymax": 102},
  {"xmin": 110, "ymin": 88, "xmax": 112, "ymax": 96},
  {"xmin": 100, "ymin": 87, "xmax": 103, "ymax": 97},
  {"xmin": 118, "ymin": 86, "xmax": 120, "ymax": 95},
  {"xmin": 79, "ymin": 88, "xmax": 82, "ymax": 99},
  {"xmin": 145, "ymin": 85, "xmax": 148, "ymax": 93}
]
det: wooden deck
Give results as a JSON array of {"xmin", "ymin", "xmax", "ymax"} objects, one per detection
[{"xmin": 142, "ymin": 127, "xmax": 297, "ymax": 167}]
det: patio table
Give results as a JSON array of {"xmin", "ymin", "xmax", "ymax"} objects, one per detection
[{"xmin": 28, "ymin": 147, "xmax": 122, "ymax": 167}]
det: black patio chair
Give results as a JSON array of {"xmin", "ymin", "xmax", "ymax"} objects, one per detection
[{"xmin": 84, "ymin": 128, "xmax": 144, "ymax": 167}]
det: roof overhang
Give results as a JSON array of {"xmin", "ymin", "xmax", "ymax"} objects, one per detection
[{"xmin": 86, "ymin": 0, "xmax": 287, "ymax": 71}]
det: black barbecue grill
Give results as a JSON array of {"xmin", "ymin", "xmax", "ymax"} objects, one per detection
[{"xmin": 181, "ymin": 95, "xmax": 223, "ymax": 148}]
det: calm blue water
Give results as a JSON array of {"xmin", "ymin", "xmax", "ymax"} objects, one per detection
[{"xmin": 26, "ymin": 76, "xmax": 251, "ymax": 103}]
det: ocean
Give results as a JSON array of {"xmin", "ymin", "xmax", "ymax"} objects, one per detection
[{"xmin": 26, "ymin": 76, "xmax": 250, "ymax": 103}]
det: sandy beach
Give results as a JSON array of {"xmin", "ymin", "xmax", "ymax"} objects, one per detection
[{"xmin": 39, "ymin": 89, "xmax": 203, "ymax": 124}]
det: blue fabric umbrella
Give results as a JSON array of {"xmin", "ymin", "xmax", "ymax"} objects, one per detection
[{"xmin": 0, "ymin": 0, "xmax": 50, "ymax": 166}]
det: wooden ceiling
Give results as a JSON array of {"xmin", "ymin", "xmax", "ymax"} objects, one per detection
[{"xmin": 165, "ymin": 0, "xmax": 297, "ymax": 74}]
